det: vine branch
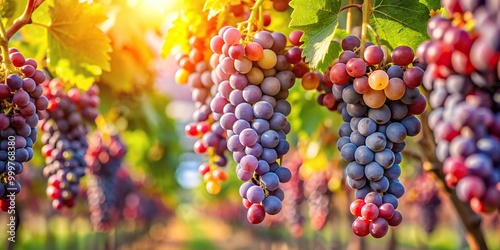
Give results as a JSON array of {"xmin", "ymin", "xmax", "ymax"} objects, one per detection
[
  {"xmin": 339, "ymin": 3, "xmax": 362, "ymax": 13},
  {"xmin": 237, "ymin": 0, "xmax": 265, "ymax": 44},
  {"xmin": 366, "ymin": 23, "xmax": 381, "ymax": 46},
  {"xmin": 345, "ymin": 0, "xmax": 355, "ymax": 33},
  {"xmin": 5, "ymin": 0, "xmax": 45, "ymax": 41},
  {"xmin": 359, "ymin": 0, "xmax": 371, "ymax": 60}
]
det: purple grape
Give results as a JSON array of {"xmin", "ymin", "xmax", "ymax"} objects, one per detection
[
  {"xmin": 247, "ymin": 186, "xmax": 265, "ymax": 203},
  {"xmin": 6, "ymin": 74, "xmax": 23, "ymax": 90},
  {"xmin": 261, "ymin": 172, "xmax": 280, "ymax": 191},
  {"xmin": 253, "ymin": 101, "xmax": 274, "ymax": 120},
  {"xmin": 239, "ymin": 182, "xmax": 255, "ymax": 198},
  {"xmin": 239, "ymin": 128, "xmax": 259, "ymax": 147},
  {"xmin": 256, "ymin": 160, "xmax": 270, "ymax": 175},
  {"xmin": 275, "ymin": 167, "xmax": 292, "ymax": 183},
  {"xmin": 262, "ymin": 195, "xmax": 282, "ymax": 215}
]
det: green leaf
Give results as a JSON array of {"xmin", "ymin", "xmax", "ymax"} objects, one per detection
[
  {"xmin": 310, "ymin": 28, "xmax": 348, "ymax": 72},
  {"xmin": 47, "ymin": 0, "xmax": 111, "ymax": 90},
  {"xmin": 289, "ymin": 0, "xmax": 342, "ymax": 72},
  {"xmin": 287, "ymin": 85, "xmax": 327, "ymax": 137},
  {"xmin": 370, "ymin": 0, "xmax": 430, "ymax": 50},
  {"xmin": 419, "ymin": 0, "xmax": 441, "ymax": 11},
  {"xmin": 316, "ymin": 41, "xmax": 341, "ymax": 73}
]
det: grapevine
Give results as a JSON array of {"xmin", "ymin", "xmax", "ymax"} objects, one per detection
[
  {"xmin": 0, "ymin": 0, "xmax": 497, "ymax": 249},
  {"xmin": 418, "ymin": 0, "xmax": 500, "ymax": 214}
]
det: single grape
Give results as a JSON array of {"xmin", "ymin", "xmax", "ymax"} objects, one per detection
[
  {"xmin": 370, "ymin": 218, "xmax": 389, "ymax": 238},
  {"xmin": 247, "ymin": 204, "xmax": 265, "ymax": 224},
  {"xmin": 391, "ymin": 46, "xmax": 414, "ymax": 66},
  {"xmin": 368, "ymin": 70, "xmax": 389, "ymax": 90}
]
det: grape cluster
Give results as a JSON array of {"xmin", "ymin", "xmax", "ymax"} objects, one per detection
[
  {"xmin": 331, "ymin": 35, "xmax": 426, "ymax": 238},
  {"xmin": 209, "ymin": 27, "xmax": 294, "ymax": 224},
  {"xmin": 174, "ymin": 36, "xmax": 216, "ymax": 123},
  {"xmin": 417, "ymin": 0, "xmax": 500, "ymax": 213},
  {"xmin": 304, "ymin": 170, "xmax": 332, "ymax": 231},
  {"xmin": 409, "ymin": 173, "xmax": 442, "ymax": 234},
  {"xmin": 0, "ymin": 48, "xmax": 48, "ymax": 209},
  {"xmin": 40, "ymin": 79, "xmax": 99, "ymax": 209},
  {"xmin": 114, "ymin": 167, "xmax": 135, "ymax": 217},
  {"xmin": 86, "ymin": 132, "xmax": 127, "ymax": 231},
  {"xmin": 174, "ymin": 28, "xmax": 231, "ymax": 194}
]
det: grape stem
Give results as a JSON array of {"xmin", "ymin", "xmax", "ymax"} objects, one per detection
[
  {"xmin": 359, "ymin": 0, "xmax": 371, "ymax": 60},
  {"xmin": 239, "ymin": 0, "xmax": 265, "ymax": 44},
  {"xmin": 366, "ymin": 24, "xmax": 381, "ymax": 46},
  {"xmin": 345, "ymin": 0, "xmax": 355, "ymax": 33},
  {"xmin": 6, "ymin": 0, "xmax": 44, "ymax": 41},
  {"xmin": 339, "ymin": 3, "xmax": 362, "ymax": 13}
]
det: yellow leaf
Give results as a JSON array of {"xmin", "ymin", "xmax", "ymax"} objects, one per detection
[
  {"xmin": 47, "ymin": 0, "xmax": 111, "ymax": 89},
  {"xmin": 203, "ymin": 0, "xmax": 237, "ymax": 19},
  {"xmin": 161, "ymin": 17, "xmax": 190, "ymax": 57}
]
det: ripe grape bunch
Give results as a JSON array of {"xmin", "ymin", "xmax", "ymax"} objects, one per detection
[
  {"xmin": 174, "ymin": 28, "xmax": 230, "ymax": 195},
  {"xmin": 0, "ymin": 48, "xmax": 48, "ymax": 210},
  {"xmin": 418, "ymin": 0, "xmax": 500, "ymax": 213},
  {"xmin": 409, "ymin": 173, "xmax": 442, "ymax": 234},
  {"xmin": 333, "ymin": 35, "xmax": 426, "ymax": 238},
  {"xmin": 86, "ymin": 131, "xmax": 127, "ymax": 231},
  {"xmin": 209, "ymin": 26, "xmax": 294, "ymax": 224},
  {"xmin": 39, "ymin": 79, "xmax": 99, "ymax": 209},
  {"xmin": 114, "ymin": 167, "xmax": 135, "ymax": 219},
  {"xmin": 304, "ymin": 170, "xmax": 333, "ymax": 231}
]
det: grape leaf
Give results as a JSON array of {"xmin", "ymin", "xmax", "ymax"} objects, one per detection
[
  {"xmin": 316, "ymin": 41, "xmax": 341, "ymax": 73},
  {"xmin": 203, "ymin": 0, "xmax": 240, "ymax": 20},
  {"xmin": 289, "ymin": 0, "xmax": 342, "ymax": 72},
  {"xmin": 161, "ymin": 0, "xmax": 219, "ymax": 57},
  {"xmin": 419, "ymin": 0, "xmax": 441, "ymax": 11},
  {"xmin": 312, "ymin": 28, "xmax": 349, "ymax": 72},
  {"xmin": 370, "ymin": 0, "xmax": 430, "ymax": 50},
  {"xmin": 161, "ymin": 16, "xmax": 194, "ymax": 57},
  {"xmin": 47, "ymin": 0, "xmax": 111, "ymax": 90}
]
